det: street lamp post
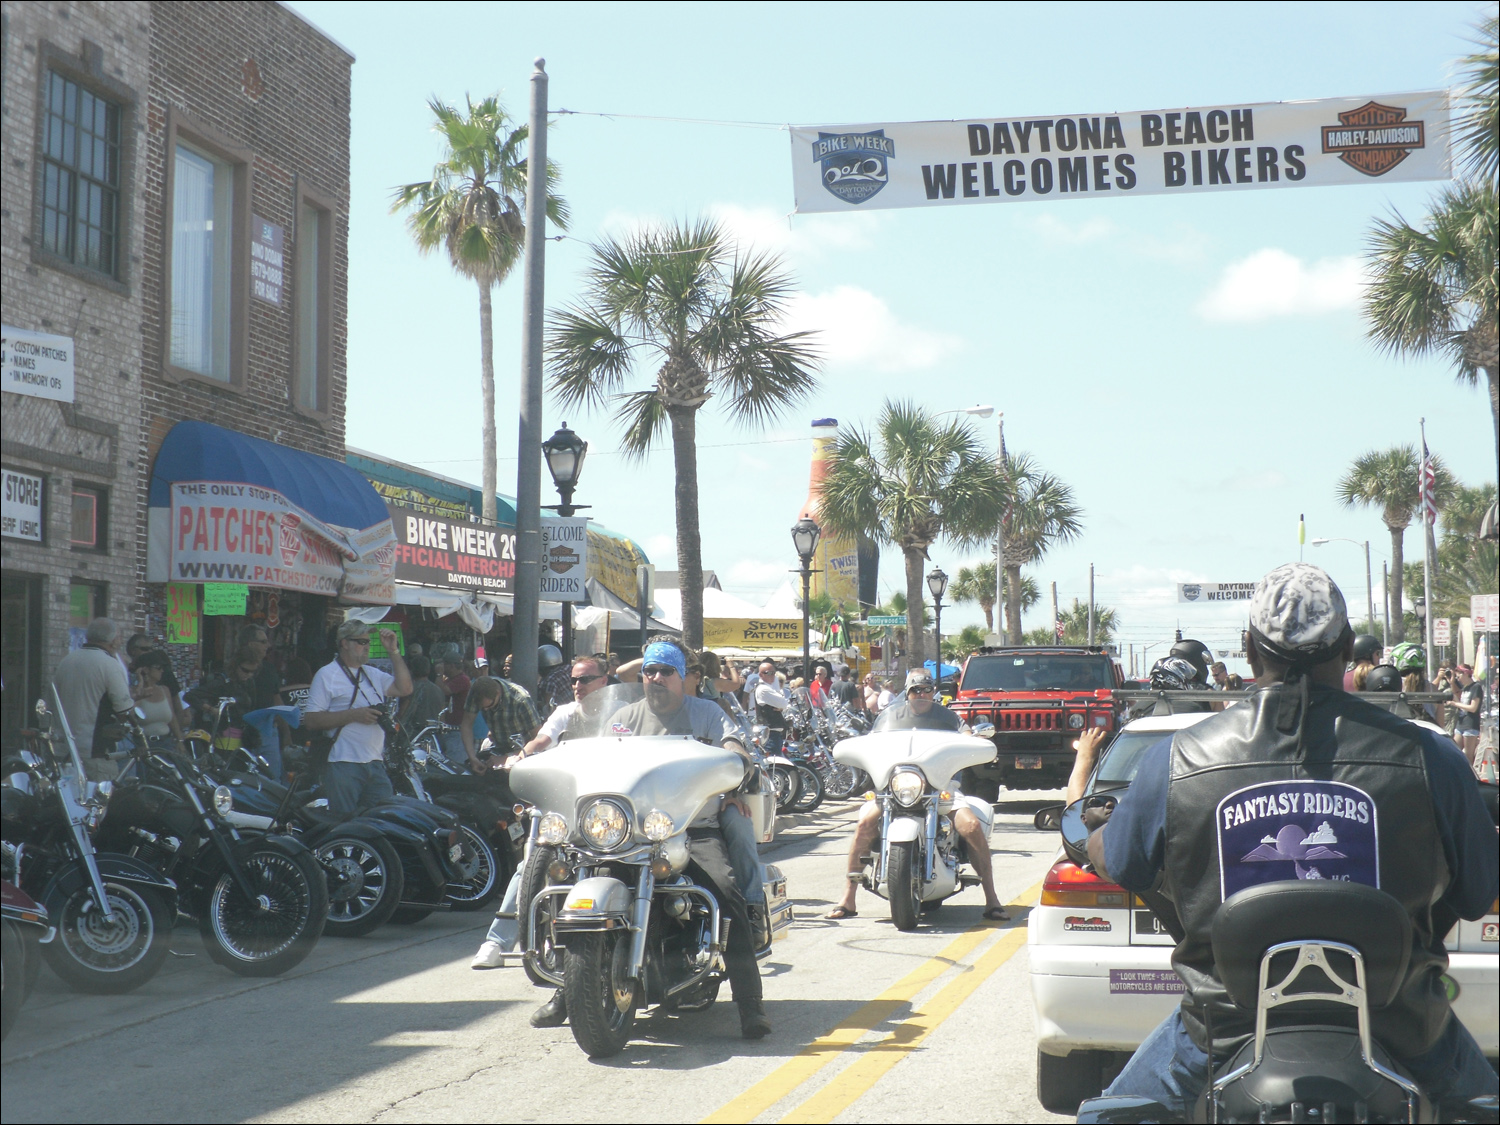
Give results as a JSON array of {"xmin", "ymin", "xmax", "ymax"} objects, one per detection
[
  {"xmin": 542, "ymin": 422, "xmax": 590, "ymax": 660},
  {"xmin": 791, "ymin": 517, "xmax": 821, "ymax": 680},
  {"xmin": 1311, "ymin": 537, "xmax": 1376, "ymax": 636},
  {"xmin": 927, "ymin": 566, "xmax": 948, "ymax": 679}
]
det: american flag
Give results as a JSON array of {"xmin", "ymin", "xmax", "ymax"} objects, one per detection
[
  {"xmin": 1054, "ymin": 619, "xmax": 1065, "ymax": 640},
  {"xmin": 1421, "ymin": 439, "xmax": 1438, "ymax": 526}
]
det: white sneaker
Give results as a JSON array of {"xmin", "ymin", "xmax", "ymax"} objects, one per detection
[{"xmin": 470, "ymin": 940, "xmax": 506, "ymax": 969}]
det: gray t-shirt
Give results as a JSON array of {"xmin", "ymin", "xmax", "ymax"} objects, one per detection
[
  {"xmin": 53, "ymin": 645, "xmax": 134, "ymax": 756},
  {"xmin": 608, "ymin": 694, "xmax": 741, "ymax": 746}
]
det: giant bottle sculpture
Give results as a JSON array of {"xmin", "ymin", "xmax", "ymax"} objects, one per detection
[{"xmin": 798, "ymin": 418, "xmax": 863, "ymax": 607}]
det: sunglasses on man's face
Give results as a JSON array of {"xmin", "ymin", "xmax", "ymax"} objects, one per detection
[
  {"xmin": 570, "ymin": 673, "xmax": 603, "ymax": 685},
  {"xmin": 641, "ymin": 665, "xmax": 678, "ymax": 680},
  {"xmin": 344, "ymin": 637, "xmax": 370, "ymax": 647},
  {"xmin": 908, "ymin": 685, "xmax": 935, "ymax": 696}
]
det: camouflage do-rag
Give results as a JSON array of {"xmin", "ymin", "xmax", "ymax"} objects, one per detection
[{"xmin": 1248, "ymin": 562, "xmax": 1353, "ymax": 743}]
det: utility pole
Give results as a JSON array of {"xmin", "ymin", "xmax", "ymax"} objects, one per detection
[
  {"xmin": 1087, "ymin": 564, "xmax": 1095, "ymax": 646},
  {"xmin": 1382, "ymin": 561, "xmax": 1391, "ymax": 647},
  {"xmin": 510, "ymin": 58, "xmax": 549, "ymax": 695},
  {"xmin": 994, "ymin": 412, "xmax": 1006, "ymax": 644},
  {"xmin": 1051, "ymin": 580, "xmax": 1059, "ymax": 642},
  {"xmin": 1420, "ymin": 418, "xmax": 1436, "ymax": 680},
  {"xmin": 1363, "ymin": 540, "xmax": 1374, "ymax": 635}
]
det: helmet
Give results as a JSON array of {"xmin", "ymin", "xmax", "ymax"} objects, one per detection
[
  {"xmin": 1351, "ymin": 634, "xmax": 1381, "ymax": 664},
  {"xmin": 537, "ymin": 644, "xmax": 564, "ymax": 672},
  {"xmin": 1169, "ymin": 639, "xmax": 1211, "ymax": 683},
  {"xmin": 1150, "ymin": 656, "xmax": 1198, "ymax": 690},
  {"xmin": 1388, "ymin": 642, "xmax": 1424, "ymax": 673},
  {"xmin": 1364, "ymin": 664, "xmax": 1403, "ymax": 693}
]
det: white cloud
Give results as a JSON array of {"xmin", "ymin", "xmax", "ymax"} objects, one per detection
[
  {"xmin": 1021, "ymin": 214, "xmax": 1207, "ymax": 264},
  {"xmin": 1196, "ymin": 249, "xmax": 1364, "ymax": 322},
  {"xmin": 593, "ymin": 204, "xmax": 882, "ymax": 265},
  {"xmin": 783, "ymin": 285, "xmax": 962, "ymax": 373}
]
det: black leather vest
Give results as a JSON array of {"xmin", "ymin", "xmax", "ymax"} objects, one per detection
[{"xmin": 1162, "ymin": 684, "xmax": 1452, "ymax": 1059}]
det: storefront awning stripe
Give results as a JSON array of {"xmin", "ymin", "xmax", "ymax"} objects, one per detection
[{"xmin": 149, "ymin": 421, "xmax": 389, "ymax": 529}]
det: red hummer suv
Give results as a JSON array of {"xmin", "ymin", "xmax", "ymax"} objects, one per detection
[{"xmin": 947, "ymin": 646, "xmax": 1124, "ymax": 799}]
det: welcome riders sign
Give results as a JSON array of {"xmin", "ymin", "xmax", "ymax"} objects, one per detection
[{"xmin": 790, "ymin": 92, "xmax": 1449, "ymax": 213}]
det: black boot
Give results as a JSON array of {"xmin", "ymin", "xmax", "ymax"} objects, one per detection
[
  {"xmin": 738, "ymin": 998, "xmax": 771, "ymax": 1040},
  {"xmin": 530, "ymin": 991, "xmax": 567, "ymax": 1028}
]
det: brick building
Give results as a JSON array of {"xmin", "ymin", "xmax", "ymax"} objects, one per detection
[{"xmin": 2, "ymin": 1, "xmax": 363, "ymax": 744}]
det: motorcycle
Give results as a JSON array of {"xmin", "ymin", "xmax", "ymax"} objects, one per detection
[
  {"xmin": 832, "ymin": 708, "xmax": 998, "ymax": 930},
  {"xmin": 1, "ymin": 880, "xmax": 53, "ymax": 1040},
  {"xmin": 93, "ymin": 712, "xmax": 329, "ymax": 977},
  {"xmin": 511, "ymin": 684, "xmax": 793, "ymax": 1058},
  {"xmin": 1, "ymin": 695, "xmax": 177, "ymax": 993}
]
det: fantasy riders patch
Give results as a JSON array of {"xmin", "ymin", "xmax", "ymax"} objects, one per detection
[{"xmin": 1216, "ymin": 779, "xmax": 1378, "ymax": 900}]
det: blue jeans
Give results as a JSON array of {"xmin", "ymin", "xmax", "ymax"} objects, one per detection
[
  {"xmin": 485, "ymin": 871, "xmax": 523, "ymax": 949},
  {"xmin": 719, "ymin": 803, "xmax": 765, "ymax": 903},
  {"xmin": 323, "ymin": 760, "xmax": 394, "ymax": 817},
  {"xmin": 763, "ymin": 728, "xmax": 785, "ymax": 755},
  {"xmin": 1080, "ymin": 1008, "xmax": 1499, "ymax": 1122},
  {"xmin": 441, "ymin": 730, "xmax": 469, "ymax": 767}
]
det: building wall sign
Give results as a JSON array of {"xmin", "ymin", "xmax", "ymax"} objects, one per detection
[
  {"xmin": 2, "ymin": 324, "xmax": 75, "ymax": 403},
  {"xmin": 387, "ymin": 501, "xmax": 515, "ymax": 594},
  {"xmin": 250, "ymin": 216, "xmax": 285, "ymax": 306},
  {"xmin": 541, "ymin": 516, "xmax": 589, "ymax": 602},
  {"xmin": 2, "ymin": 467, "xmax": 45, "ymax": 542}
]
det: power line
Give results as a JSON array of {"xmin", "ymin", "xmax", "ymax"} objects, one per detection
[
  {"xmin": 410, "ymin": 433, "xmax": 811, "ymax": 467},
  {"xmin": 553, "ymin": 108, "xmax": 786, "ymax": 131}
]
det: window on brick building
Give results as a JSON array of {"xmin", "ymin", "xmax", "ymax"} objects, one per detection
[
  {"xmin": 41, "ymin": 70, "xmax": 122, "ymax": 277},
  {"xmin": 170, "ymin": 142, "xmax": 236, "ymax": 379},
  {"xmin": 293, "ymin": 198, "xmax": 331, "ymax": 413},
  {"xmin": 69, "ymin": 484, "xmax": 108, "ymax": 553}
]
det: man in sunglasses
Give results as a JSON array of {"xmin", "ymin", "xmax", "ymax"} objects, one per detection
[
  {"xmin": 509, "ymin": 655, "xmax": 610, "ymax": 760},
  {"xmin": 825, "ymin": 668, "xmax": 1009, "ymax": 922}
]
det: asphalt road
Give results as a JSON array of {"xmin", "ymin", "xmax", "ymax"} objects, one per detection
[{"xmin": 2, "ymin": 792, "xmax": 1073, "ymax": 1124}]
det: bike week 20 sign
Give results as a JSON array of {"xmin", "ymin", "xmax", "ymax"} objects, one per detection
[
  {"xmin": 387, "ymin": 501, "xmax": 516, "ymax": 594},
  {"xmin": 166, "ymin": 482, "xmax": 395, "ymax": 604},
  {"xmin": 790, "ymin": 91, "xmax": 1448, "ymax": 213}
]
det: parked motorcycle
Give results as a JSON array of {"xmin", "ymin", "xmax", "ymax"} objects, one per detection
[
  {"xmin": 511, "ymin": 684, "xmax": 793, "ymax": 1058},
  {"xmin": 1, "ymin": 696, "xmax": 177, "ymax": 993},
  {"xmin": 1, "ymin": 880, "xmax": 52, "ymax": 1040},
  {"xmin": 832, "ymin": 708, "xmax": 998, "ymax": 930},
  {"xmin": 93, "ymin": 713, "xmax": 328, "ymax": 977}
]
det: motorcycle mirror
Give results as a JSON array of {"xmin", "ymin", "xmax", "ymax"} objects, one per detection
[
  {"xmin": 1060, "ymin": 798, "xmax": 1091, "ymax": 867},
  {"xmin": 34, "ymin": 698, "xmax": 50, "ymax": 718},
  {"xmin": 968, "ymin": 721, "xmax": 996, "ymax": 740},
  {"xmin": 133, "ymin": 706, "xmax": 148, "ymax": 720}
]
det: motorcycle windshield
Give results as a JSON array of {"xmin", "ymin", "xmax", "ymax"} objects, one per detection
[
  {"xmin": 833, "ymin": 729, "xmax": 996, "ymax": 791},
  {"xmin": 557, "ymin": 683, "xmax": 647, "ymax": 741}
]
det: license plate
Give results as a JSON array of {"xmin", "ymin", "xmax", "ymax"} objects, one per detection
[
  {"xmin": 1135, "ymin": 910, "xmax": 1170, "ymax": 936},
  {"xmin": 1014, "ymin": 755, "xmax": 1043, "ymax": 769}
]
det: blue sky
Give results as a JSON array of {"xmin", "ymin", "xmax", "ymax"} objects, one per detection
[{"xmin": 289, "ymin": 0, "xmax": 1495, "ymax": 673}]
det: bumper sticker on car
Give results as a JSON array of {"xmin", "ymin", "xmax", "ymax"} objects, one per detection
[
  {"xmin": 1109, "ymin": 968, "xmax": 1186, "ymax": 994},
  {"xmin": 1063, "ymin": 916, "xmax": 1112, "ymax": 932},
  {"xmin": 1482, "ymin": 922, "xmax": 1498, "ymax": 942}
]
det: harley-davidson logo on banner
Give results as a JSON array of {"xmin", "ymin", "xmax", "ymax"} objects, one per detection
[
  {"xmin": 168, "ymin": 482, "xmax": 395, "ymax": 603},
  {"xmin": 790, "ymin": 91, "xmax": 1448, "ymax": 213}
]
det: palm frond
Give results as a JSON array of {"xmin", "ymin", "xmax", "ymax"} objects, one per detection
[
  {"xmin": 614, "ymin": 389, "xmax": 669, "ymax": 460},
  {"xmin": 546, "ymin": 308, "xmax": 634, "ymax": 410}
]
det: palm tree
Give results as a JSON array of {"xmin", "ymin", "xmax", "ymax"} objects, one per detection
[
  {"xmin": 951, "ymin": 560, "xmax": 1037, "ymax": 633},
  {"xmin": 1336, "ymin": 445, "xmax": 1456, "ymax": 641},
  {"xmin": 1454, "ymin": 13, "xmax": 1498, "ymax": 182},
  {"xmin": 392, "ymin": 96, "xmax": 568, "ymax": 524},
  {"xmin": 548, "ymin": 219, "xmax": 820, "ymax": 647},
  {"xmin": 943, "ymin": 624, "xmax": 989, "ymax": 662},
  {"xmin": 1057, "ymin": 598, "xmax": 1117, "ymax": 645},
  {"xmin": 818, "ymin": 401, "xmax": 1007, "ymax": 669},
  {"xmin": 998, "ymin": 455, "xmax": 1085, "ymax": 644}
]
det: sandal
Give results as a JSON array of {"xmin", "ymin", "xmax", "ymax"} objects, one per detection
[
  {"xmin": 824, "ymin": 906, "xmax": 858, "ymax": 920},
  {"xmin": 983, "ymin": 906, "xmax": 1010, "ymax": 921}
]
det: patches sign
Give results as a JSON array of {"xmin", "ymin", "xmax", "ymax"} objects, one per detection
[{"xmin": 1217, "ymin": 779, "xmax": 1378, "ymax": 900}]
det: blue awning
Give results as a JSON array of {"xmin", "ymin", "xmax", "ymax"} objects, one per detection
[{"xmin": 150, "ymin": 421, "xmax": 388, "ymax": 530}]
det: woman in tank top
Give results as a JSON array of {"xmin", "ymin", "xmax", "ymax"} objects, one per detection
[{"xmin": 131, "ymin": 651, "xmax": 186, "ymax": 749}]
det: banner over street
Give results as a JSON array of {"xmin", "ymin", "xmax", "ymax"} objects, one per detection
[{"xmin": 791, "ymin": 91, "xmax": 1448, "ymax": 213}]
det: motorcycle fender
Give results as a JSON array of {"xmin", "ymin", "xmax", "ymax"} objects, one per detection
[
  {"xmin": 232, "ymin": 833, "xmax": 311, "ymax": 864},
  {"xmin": 40, "ymin": 853, "xmax": 178, "ymax": 914},
  {"xmin": 763, "ymin": 756, "xmax": 795, "ymax": 768},
  {"xmin": 553, "ymin": 876, "xmax": 631, "ymax": 941},
  {"xmin": 313, "ymin": 818, "xmax": 394, "ymax": 848},
  {"xmin": 886, "ymin": 816, "xmax": 925, "ymax": 844}
]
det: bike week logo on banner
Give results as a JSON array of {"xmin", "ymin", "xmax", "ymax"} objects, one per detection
[
  {"xmin": 1177, "ymin": 582, "xmax": 1256, "ymax": 603},
  {"xmin": 387, "ymin": 501, "xmax": 516, "ymax": 593},
  {"xmin": 169, "ymin": 482, "xmax": 395, "ymax": 604},
  {"xmin": 789, "ymin": 91, "xmax": 1449, "ymax": 213},
  {"xmin": 1321, "ymin": 101, "xmax": 1426, "ymax": 176},
  {"xmin": 1216, "ymin": 780, "xmax": 1378, "ymax": 900},
  {"xmin": 813, "ymin": 130, "xmax": 895, "ymax": 204}
]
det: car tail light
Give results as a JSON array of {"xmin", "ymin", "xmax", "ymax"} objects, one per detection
[{"xmin": 1041, "ymin": 860, "xmax": 1127, "ymax": 908}]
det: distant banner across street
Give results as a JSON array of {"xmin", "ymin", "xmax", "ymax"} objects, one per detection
[
  {"xmin": 702, "ymin": 618, "xmax": 804, "ymax": 651},
  {"xmin": 791, "ymin": 91, "xmax": 1449, "ymax": 213},
  {"xmin": 1178, "ymin": 582, "xmax": 1256, "ymax": 603}
]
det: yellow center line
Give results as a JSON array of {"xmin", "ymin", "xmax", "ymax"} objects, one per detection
[
  {"xmin": 778, "ymin": 926, "xmax": 1030, "ymax": 1123},
  {"xmin": 700, "ymin": 882, "xmax": 1040, "ymax": 1125}
]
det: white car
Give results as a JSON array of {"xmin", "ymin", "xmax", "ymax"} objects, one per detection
[{"xmin": 1027, "ymin": 712, "xmax": 1500, "ymax": 1115}]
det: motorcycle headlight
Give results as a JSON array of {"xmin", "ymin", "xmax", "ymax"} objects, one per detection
[
  {"xmin": 890, "ymin": 769, "xmax": 926, "ymax": 807},
  {"xmin": 1068, "ymin": 713, "xmax": 1085, "ymax": 729},
  {"xmin": 213, "ymin": 785, "xmax": 234, "ymax": 816},
  {"xmin": 537, "ymin": 811, "xmax": 569, "ymax": 845},
  {"xmin": 641, "ymin": 809, "xmax": 675, "ymax": 842},
  {"xmin": 579, "ymin": 798, "xmax": 630, "ymax": 852}
]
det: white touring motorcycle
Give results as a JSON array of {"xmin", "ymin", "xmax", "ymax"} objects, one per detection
[
  {"xmin": 833, "ymin": 708, "xmax": 998, "ymax": 930},
  {"xmin": 509, "ymin": 685, "xmax": 794, "ymax": 1058}
]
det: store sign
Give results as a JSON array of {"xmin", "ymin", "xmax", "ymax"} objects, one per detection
[
  {"xmin": 387, "ymin": 501, "xmax": 515, "ymax": 594},
  {"xmin": 2, "ymin": 324, "xmax": 75, "ymax": 402},
  {"xmin": 2, "ymin": 467, "xmax": 44, "ymax": 542},
  {"xmin": 541, "ymin": 517, "xmax": 589, "ymax": 602},
  {"xmin": 250, "ymin": 216, "xmax": 285, "ymax": 306},
  {"xmin": 166, "ymin": 583, "xmax": 199, "ymax": 643},
  {"xmin": 168, "ymin": 482, "xmax": 395, "ymax": 604},
  {"xmin": 792, "ymin": 92, "xmax": 1449, "ymax": 214},
  {"xmin": 702, "ymin": 618, "xmax": 804, "ymax": 651},
  {"xmin": 1178, "ymin": 582, "xmax": 1256, "ymax": 603},
  {"xmin": 203, "ymin": 583, "xmax": 249, "ymax": 616}
]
